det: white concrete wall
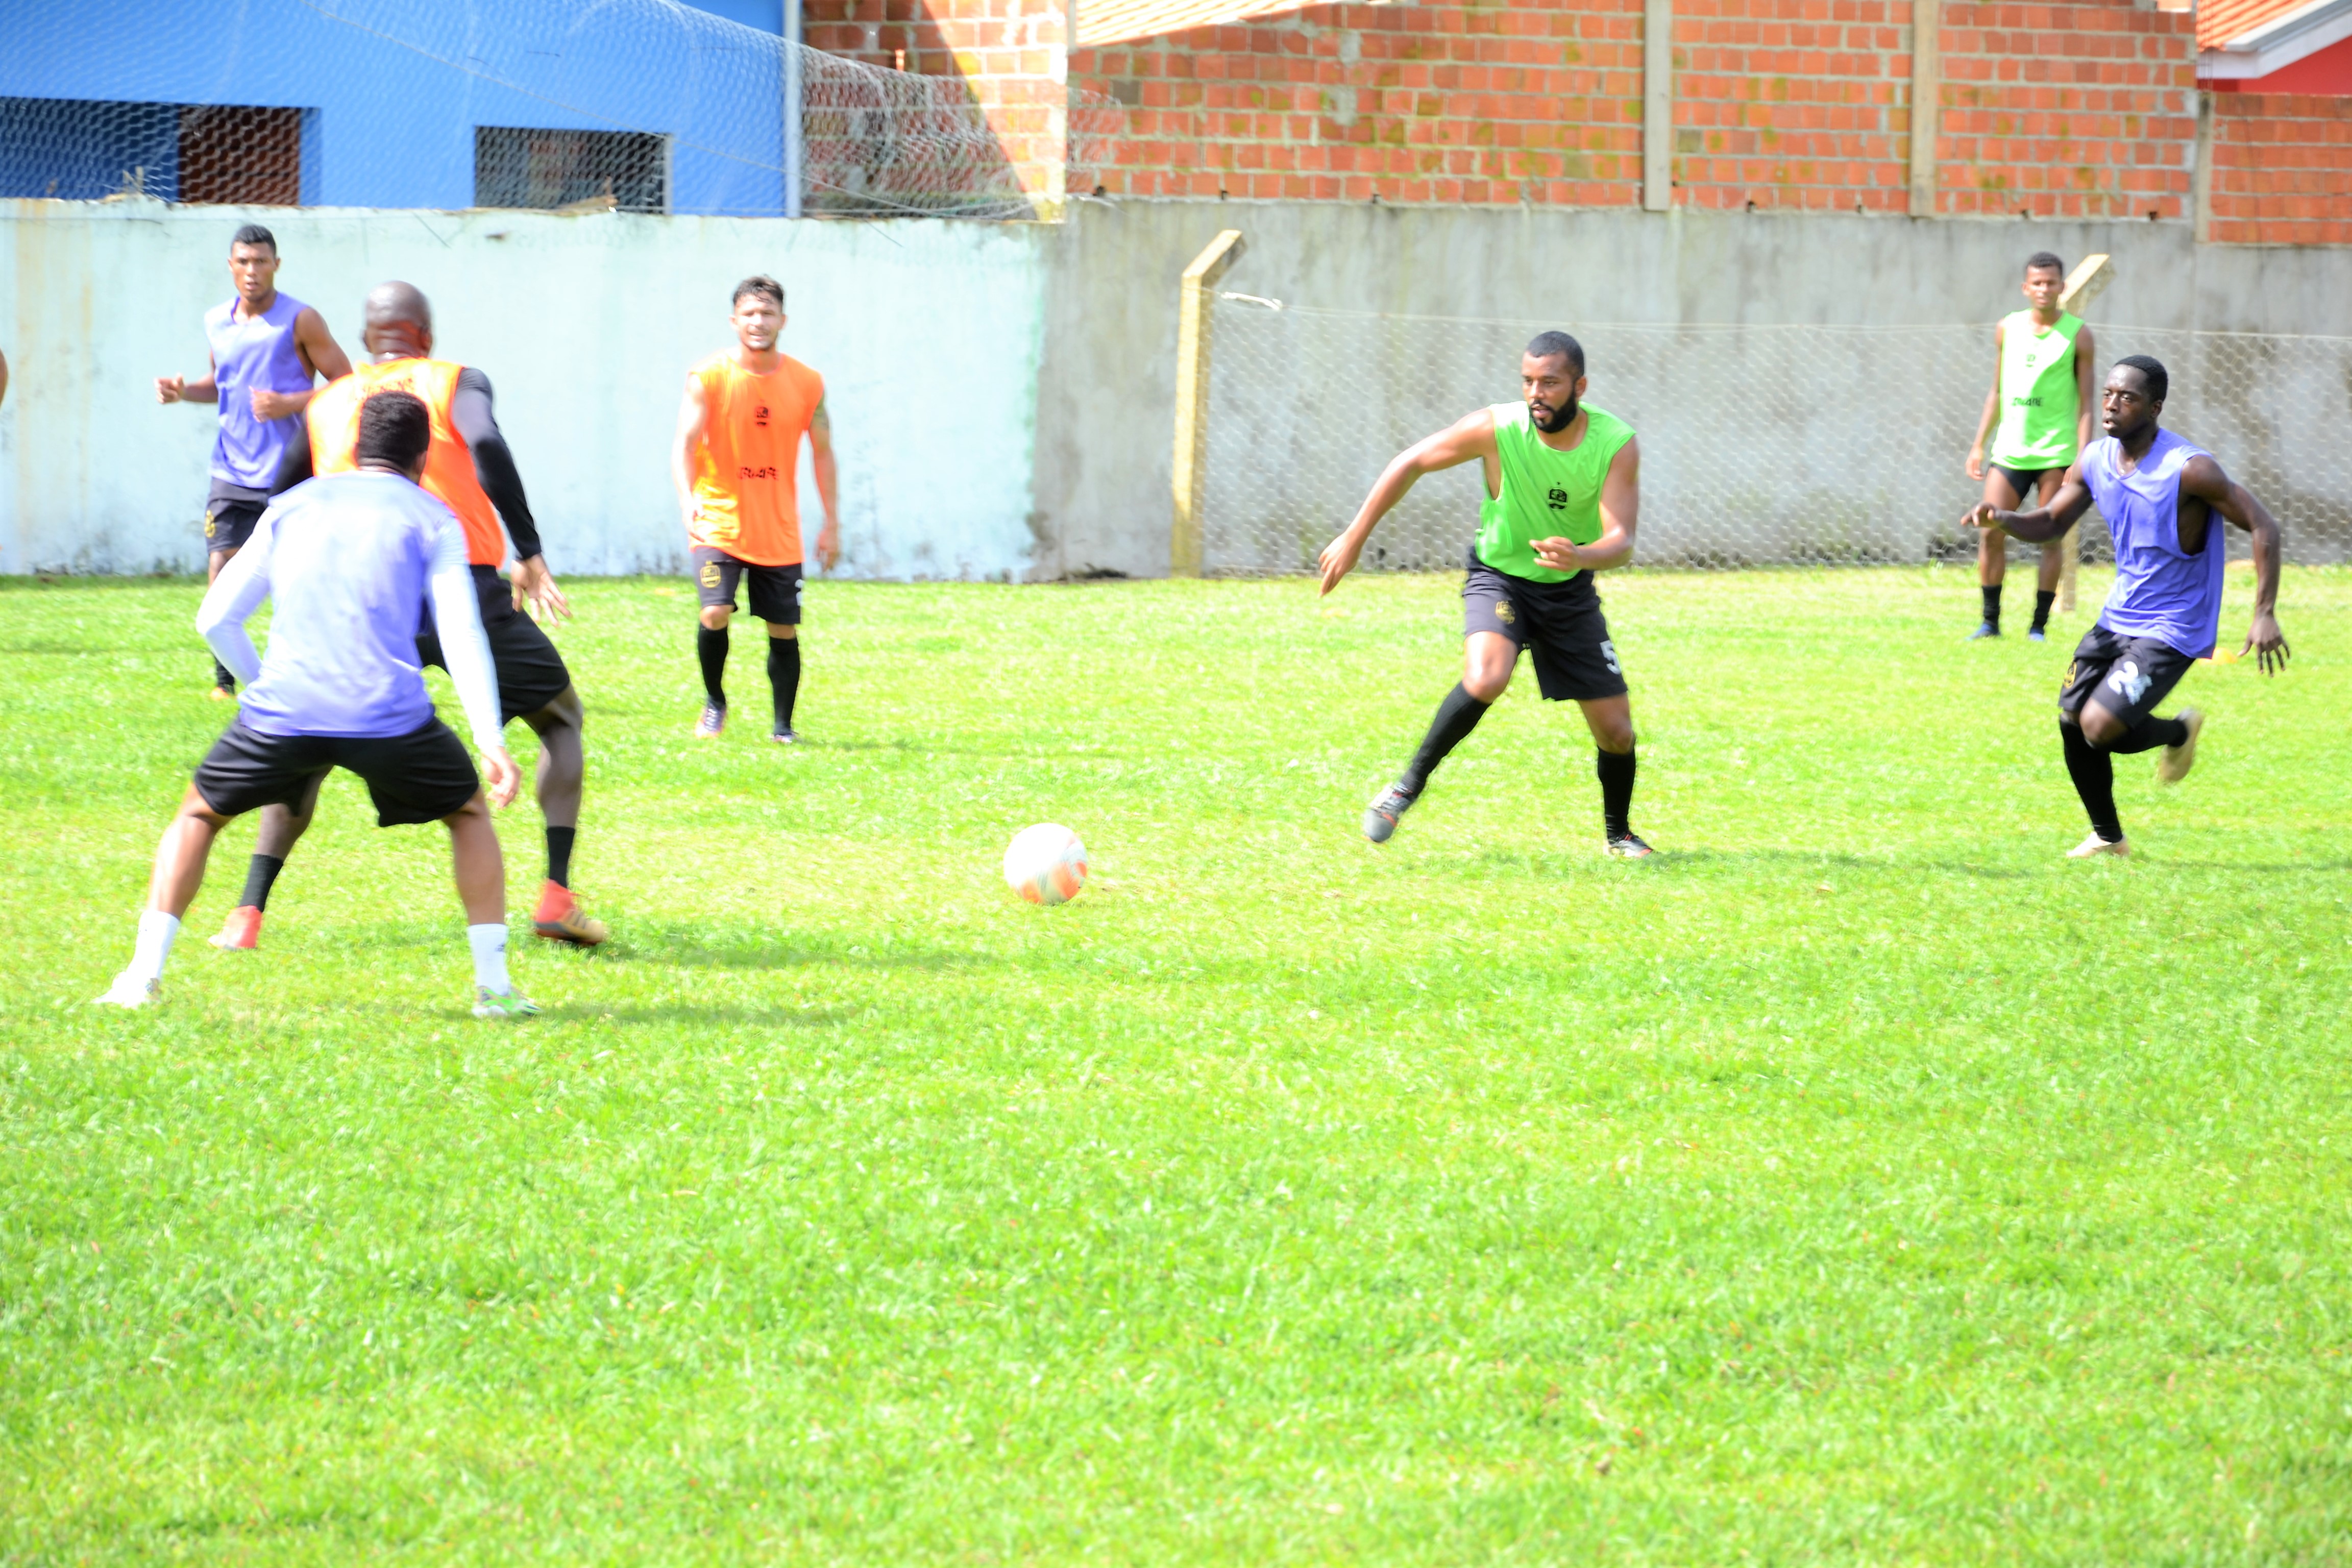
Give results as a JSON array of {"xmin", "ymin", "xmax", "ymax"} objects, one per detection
[{"xmin": 1, "ymin": 199, "xmax": 1049, "ymax": 578}]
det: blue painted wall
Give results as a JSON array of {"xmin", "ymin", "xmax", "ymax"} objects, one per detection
[{"xmin": 0, "ymin": 0, "xmax": 790, "ymax": 214}]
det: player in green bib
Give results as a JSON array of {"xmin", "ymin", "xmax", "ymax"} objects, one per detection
[
  {"xmin": 1318, "ymin": 331, "xmax": 1653, "ymax": 856},
  {"xmin": 1963, "ymin": 251, "xmax": 2096, "ymax": 641}
]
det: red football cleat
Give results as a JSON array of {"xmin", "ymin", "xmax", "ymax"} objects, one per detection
[
  {"xmin": 532, "ymin": 881, "xmax": 608, "ymax": 946},
  {"xmin": 209, "ymin": 904, "xmax": 263, "ymax": 950}
]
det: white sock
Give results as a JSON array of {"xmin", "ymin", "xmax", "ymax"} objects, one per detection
[
  {"xmin": 128, "ymin": 910, "xmax": 182, "ymax": 984},
  {"xmin": 467, "ymin": 922, "xmax": 511, "ymax": 994}
]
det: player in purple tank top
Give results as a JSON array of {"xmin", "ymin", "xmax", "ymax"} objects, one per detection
[
  {"xmin": 1963, "ymin": 355, "xmax": 2288, "ymax": 859},
  {"xmin": 155, "ymin": 224, "xmax": 351, "ymax": 699}
]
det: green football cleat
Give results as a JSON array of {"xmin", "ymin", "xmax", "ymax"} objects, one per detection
[{"xmin": 472, "ymin": 986, "xmax": 541, "ymax": 1020}]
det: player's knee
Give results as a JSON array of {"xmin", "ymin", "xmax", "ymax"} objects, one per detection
[
  {"xmin": 1596, "ymin": 723, "xmax": 1636, "ymax": 754},
  {"xmin": 2079, "ymin": 706, "xmax": 2126, "ymax": 748},
  {"xmin": 768, "ymin": 623, "xmax": 797, "ymax": 640},
  {"xmin": 699, "ymin": 605, "xmax": 732, "ymax": 630},
  {"xmin": 1463, "ymin": 668, "xmax": 1509, "ymax": 703}
]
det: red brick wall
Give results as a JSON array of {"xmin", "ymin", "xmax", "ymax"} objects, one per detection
[
  {"xmin": 806, "ymin": 0, "xmax": 2338, "ymax": 236},
  {"xmin": 1062, "ymin": 0, "xmax": 2200, "ymax": 213},
  {"xmin": 1935, "ymin": 0, "xmax": 2197, "ymax": 219},
  {"xmin": 1669, "ymin": 0, "xmax": 1914, "ymax": 212},
  {"xmin": 2208, "ymin": 92, "xmax": 2352, "ymax": 244},
  {"xmin": 1067, "ymin": 0, "xmax": 1649, "ymax": 204},
  {"xmin": 806, "ymin": 0, "xmax": 1072, "ymax": 205}
]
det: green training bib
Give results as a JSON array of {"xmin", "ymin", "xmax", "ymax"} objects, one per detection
[
  {"xmin": 1475, "ymin": 402, "xmax": 1635, "ymax": 582},
  {"xmin": 1989, "ymin": 310, "xmax": 2082, "ymax": 470}
]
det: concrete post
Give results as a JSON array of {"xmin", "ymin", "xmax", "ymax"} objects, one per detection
[
  {"xmin": 1644, "ymin": 0, "xmax": 1674, "ymax": 212},
  {"xmin": 783, "ymin": 0, "xmax": 804, "ymax": 218},
  {"xmin": 1908, "ymin": 0, "xmax": 1940, "ymax": 217},
  {"xmin": 1171, "ymin": 229, "xmax": 1246, "ymax": 578}
]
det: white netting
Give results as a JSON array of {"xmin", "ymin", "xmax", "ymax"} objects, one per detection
[
  {"xmin": 0, "ymin": 0, "xmax": 1118, "ymax": 219},
  {"xmin": 1202, "ymin": 299, "xmax": 2352, "ymax": 572}
]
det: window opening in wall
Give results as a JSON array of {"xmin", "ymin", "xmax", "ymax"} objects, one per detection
[
  {"xmin": 474, "ymin": 127, "xmax": 668, "ymax": 213},
  {"xmin": 1, "ymin": 97, "xmax": 306, "ymax": 203}
]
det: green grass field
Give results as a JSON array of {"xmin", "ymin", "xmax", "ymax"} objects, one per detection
[{"xmin": 4, "ymin": 566, "xmax": 2348, "ymax": 1563}]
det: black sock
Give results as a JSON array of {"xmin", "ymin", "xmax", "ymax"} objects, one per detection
[
  {"xmin": 2104, "ymin": 714, "xmax": 2190, "ymax": 755},
  {"xmin": 2062, "ymin": 721, "xmax": 2123, "ymax": 843},
  {"xmin": 2031, "ymin": 590, "xmax": 2055, "ymax": 631},
  {"xmin": 545, "ymin": 825, "xmax": 576, "ymax": 889},
  {"xmin": 1401, "ymin": 683, "xmax": 1490, "ymax": 794},
  {"xmin": 697, "ymin": 626, "xmax": 729, "ymax": 707},
  {"xmin": 238, "ymin": 853, "xmax": 284, "ymax": 912},
  {"xmin": 768, "ymin": 636, "xmax": 801, "ymax": 733},
  {"xmin": 212, "ymin": 658, "xmax": 237, "ymax": 694},
  {"xmin": 1598, "ymin": 747, "xmax": 1637, "ymax": 839},
  {"xmin": 1980, "ymin": 584, "xmax": 2002, "ymax": 627}
]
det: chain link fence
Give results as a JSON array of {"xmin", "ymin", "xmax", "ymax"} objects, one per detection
[
  {"xmin": 1200, "ymin": 297, "xmax": 2352, "ymax": 573},
  {"xmin": 2, "ymin": 0, "xmax": 1120, "ymax": 219}
]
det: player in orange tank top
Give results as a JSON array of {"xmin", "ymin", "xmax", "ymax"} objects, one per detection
[
  {"xmin": 670, "ymin": 275, "xmax": 840, "ymax": 743},
  {"xmin": 230, "ymin": 281, "xmax": 608, "ymax": 955}
]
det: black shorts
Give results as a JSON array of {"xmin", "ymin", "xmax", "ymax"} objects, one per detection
[
  {"xmin": 202, "ymin": 480, "xmax": 269, "ymax": 554},
  {"xmin": 1462, "ymin": 553, "xmax": 1628, "ymax": 702},
  {"xmin": 1990, "ymin": 464, "xmax": 2067, "ymax": 504},
  {"xmin": 2058, "ymin": 622, "xmax": 2199, "ymax": 727},
  {"xmin": 694, "ymin": 547, "xmax": 803, "ymax": 625},
  {"xmin": 416, "ymin": 564, "xmax": 573, "ymax": 725},
  {"xmin": 192, "ymin": 716, "xmax": 480, "ymax": 827}
]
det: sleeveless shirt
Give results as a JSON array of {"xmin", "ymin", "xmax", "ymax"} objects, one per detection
[
  {"xmin": 689, "ymin": 352, "xmax": 826, "ymax": 568},
  {"xmin": 204, "ymin": 291, "xmax": 313, "ymax": 489},
  {"xmin": 2082, "ymin": 427, "xmax": 2226, "ymax": 658},
  {"xmin": 1475, "ymin": 403, "xmax": 1635, "ymax": 582},
  {"xmin": 306, "ymin": 358, "xmax": 505, "ymax": 568},
  {"xmin": 1989, "ymin": 310, "xmax": 2082, "ymax": 471}
]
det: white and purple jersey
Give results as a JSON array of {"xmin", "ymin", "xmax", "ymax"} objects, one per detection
[
  {"xmin": 197, "ymin": 472, "xmax": 505, "ymax": 754},
  {"xmin": 203, "ymin": 291, "xmax": 314, "ymax": 489},
  {"xmin": 2085, "ymin": 427, "xmax": 2226, "ymax": 658}
]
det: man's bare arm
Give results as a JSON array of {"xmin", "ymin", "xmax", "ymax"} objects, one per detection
[
  {"xmin": 1966, "ymin": 322, "xmax": 2005, "ymax": 481},
  {"xmin": 1317, "ymin": 407, "xmax": 1499, "ymax": 596},
  {"xmin": 2071, "ymin": 323, "xmax": 2097, "ymax": 454},
  {"xmin": 251, "ymin": 307, "xmax": 354, "ymax": 420},
  {"xmin": 1532, "ymin": 438, "xmax": 1639, "ymax": 574},
  {"xmin": 808, "ymin": 396, "xmax": 840, "ymax": 572},
  {"xmin": 157, "ymin": 353, "xmax": 219, "ymax": 406},
  {"xmin": 2182, "ymin": 454, "xmax": 2289, "ymax": 673},
  {"xmin": 1963, "ymin": 464, "xmax": 2093, "ymax": 543},
  {"xmin": 671, "ymin": 374, "xmax": 709, "ymax": 527}
]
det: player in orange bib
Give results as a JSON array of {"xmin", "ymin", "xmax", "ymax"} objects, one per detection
[
  {"xmin": 670, "ymin": 275, "xmax": 840, "ymax": 742},
  {"xmin": 223, "ymin": 281, "xmax": 606, "ymax": 951}
]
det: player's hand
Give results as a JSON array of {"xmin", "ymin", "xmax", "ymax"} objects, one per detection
[
  {"xmin": 1316, "ymin": 529, "xmax": 1365, "ymax": 596},
  {"xmin": 249, "ymin": 387, "xmax": 303, "ymax": 421},
  {"xmin": 1960, "ymin": 501, "xmax": 2002, "ymax": 531},
  {"xmin": 2242, "ymin": 611, "xmax": 2289, "ymax": 675},
  {"xmin": 509, "ymin": 555, "xmax": 572, "ymax": 624},
  {"xmin": 156, "ymin": 375, "xmax": 186, "ymax": 405},
  {"xmin": 816, "ymin": 522, "xmax": 841, "ymax": 573},
  {"xmin": 481, "ymin": 746, "xmax": 522, "ymax": 808},
  {"xmin": 1531, "ymin": 536, "xmax": 1581, "ymax": 573},
  {"xmin": 1966, "ymin": 445, "xmax": 1986, "ymax": 482}
]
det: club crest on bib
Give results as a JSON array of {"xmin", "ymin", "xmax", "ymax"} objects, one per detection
[
  {"xmin": 1546, "ymin": 485, "xmax": 1569, "ymax": 511},
  {"xmin": 753, "ymin": 405, "xmax": 770, "ymax": 427}
]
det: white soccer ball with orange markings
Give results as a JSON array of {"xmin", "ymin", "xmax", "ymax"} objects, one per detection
[{"xmin": 1003, "ymin": 823, "xmax": 1088, "ymax": 905}]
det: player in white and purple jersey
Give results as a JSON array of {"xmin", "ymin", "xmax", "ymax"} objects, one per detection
[
  {"xmin": 94, "ymin": 392, "xmax": 539, "ymax": 1019},
  {"xmin": 1965, "ymin": 354, "xmax": 2289, "ymax": 858},
  {"xmin": 155, "ymin": 224, "xmax": 350, "ymax": 698}
]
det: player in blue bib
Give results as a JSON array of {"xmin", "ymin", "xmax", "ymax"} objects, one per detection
[
  {"xmin": 156, "ymin": 224, "xmax": 351, "ymax": 698},
  {"xmin": 1964, "ymin": 355, "xmax": 2288, "ymax": 857}
]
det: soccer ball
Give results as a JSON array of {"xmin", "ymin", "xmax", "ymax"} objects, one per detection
[{"xmin": 1003, "ymin": 823, "xmax": 1088, "ymax": 905}]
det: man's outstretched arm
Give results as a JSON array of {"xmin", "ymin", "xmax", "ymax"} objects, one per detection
[
  {"xmin": 1962, "ymin": 465, "xmax": 2094, "ymax": 544},
  {"xmin": 2183, "ymin": 454, "xmax": 2288, "ymax": 673},
  {"xmin": 1318, "ymin": 407, "xmax": 1498, "ymax": 595}
]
